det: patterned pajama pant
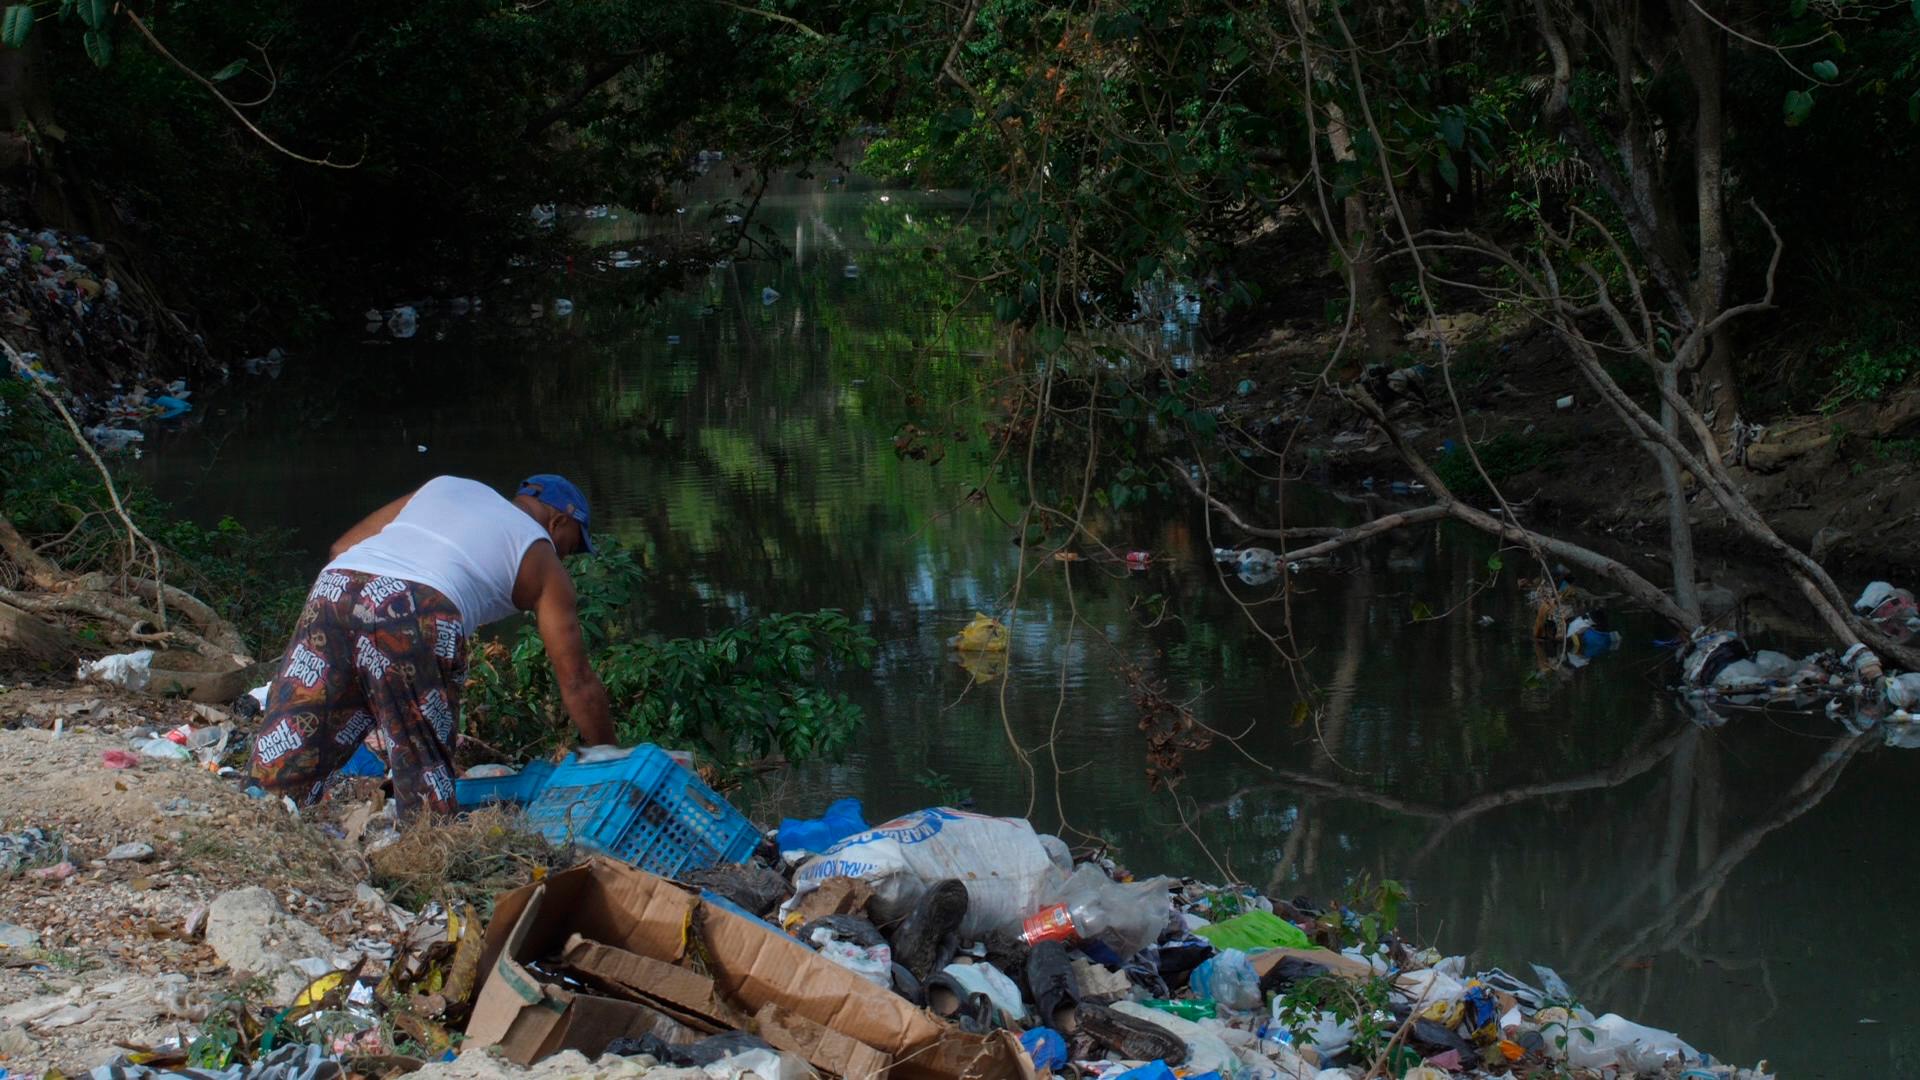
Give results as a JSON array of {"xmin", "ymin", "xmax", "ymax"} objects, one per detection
[{"xmin": 249, "ymin": 569, "xmax": 468, "ymax": 816}]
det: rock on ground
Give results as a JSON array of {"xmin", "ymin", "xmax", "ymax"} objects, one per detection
[{"xmin": 206, "ymin": 886, "xmax": 338, "ymax": 1004}]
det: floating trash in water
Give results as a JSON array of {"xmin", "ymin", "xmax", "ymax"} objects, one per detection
[
  {"xmin": 844, "ymin": 264, "xmax": 861, "ymax": 278},
  {"xmin": 416, "ymin": 445, "xmax": 428, "ymax": 453},
  {"xmin": 666, "ymin": 335, "xmax": 681, "ymax": 345},
  {"xmin": 761, "ymin": 286, "xmax": 781, "ymax": 305},
  {"xmin": 552, "ymin": 298, "xmax": 575, "ymax": 316},
  {"xmin": 387, "ymin": 306, "xmax": 418, "ymax": 339}
]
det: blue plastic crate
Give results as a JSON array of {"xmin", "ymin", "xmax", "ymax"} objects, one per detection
[{"xmin": 454, "ymin": 745, "xmax": 758, "ymax": 877}]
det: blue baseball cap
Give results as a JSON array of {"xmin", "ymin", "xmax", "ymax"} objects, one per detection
[{"xmin": 518, "ymin": 474, "xmax": 594, "ymax": 553}]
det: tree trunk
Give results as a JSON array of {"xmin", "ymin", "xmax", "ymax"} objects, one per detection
[
  {"xmin": 0, "ymin": 599, "xmax": 82, "ymax": 669},
  {"xmin": 1324, "ymin": 104, "xmax": 1400, "ymax": 364},
  {"xmin": 1680, "ymin": 0, "xmax": 1740, "ymax": 426},
  {"xmin": 1657, "ymin": 363, "xmax": 1701, "ymax": 622}
]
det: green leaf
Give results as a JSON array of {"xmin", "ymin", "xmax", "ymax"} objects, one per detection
[
  {"xmin": 1486, "ymin": 553, "xmax": 1504, "ymax": 572},
  {"xmin": 78, "ymin": 0, "xmax": 105, "ymax": 30},
  {"xmin": 1811, "ymin": 59, "xmax": 1838, "ymax": 81},
  {"xmin": 1411, "ymin": 600, "xmax": 1434, "ymax": 621},
  {"xmin": 1435, "ymin": 153, "xmax": 1459, "ymax": 190},
  {"xmin": 1790, "ymin": 0, "xmax": 1807, "ymax": 15},
  {"xmin": 1438, "ymin": 114, "xmax": 1465, "ymax": 151},
  {"xmin": 1783, "ymin": 88, "xmax": 1815, "ymax": 126},
  {"xmin": 83, "ymin": 28, "xmax": 110, "ymax": 67},
  {"xmin": 1913, "ymin": 0, "xmax": 1919, "ymax": 25},
  {"xmin": 210, "ymin": 59, "xmax": 247, "ymax": 82},
  {"xmin": 1, "ymin": 5, "xmax": 31, "ymax": 47},
  {"xmin": 1910, "ymin": 90, "xmax": 1920, "ymax": 124}
]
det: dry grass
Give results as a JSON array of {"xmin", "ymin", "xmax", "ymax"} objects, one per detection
[{"xmin": 369, "ymin": 806, "xmax": 559, "ymax": 914}]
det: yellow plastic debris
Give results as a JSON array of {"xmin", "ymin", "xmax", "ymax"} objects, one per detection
[
  {"xmin": 954, "ymin": 613, "xmax": 1009, "ymax": 652},
  {"xmin": 292, "ymin": 971, "xmax": 347, "ymax": 1009},
  {"xmin": 1419, "ymin": 998, "xmax": 1465, "ymax": 1028}
]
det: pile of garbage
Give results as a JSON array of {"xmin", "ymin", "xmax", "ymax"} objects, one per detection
[
  {"xmin": 1675, "ymin": 580, "xmax": 1920, "ymax": 748},
  {"xmin": 0, "ymin": 219, "xmax": 216, "ymax": 405},
  {"xmin": 23, "ymin": 705, "xmax": 1771, "ymax": 1080}
]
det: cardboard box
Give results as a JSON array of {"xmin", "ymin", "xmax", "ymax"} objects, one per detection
[
  {"xmin": 559, "ymin": 934, "xmax": 753, "ymax": 1032},
  {"xmin": 1249, "ymin": 946, "xmax": 1377, "ymax": 980},
  {"xmin": 469, "ymin": 857, "xmax": 1033, "ymax": 1080},
  {"xmin": 754, "ymin": 1003, "xmax": 892, "ymax": 1080}
]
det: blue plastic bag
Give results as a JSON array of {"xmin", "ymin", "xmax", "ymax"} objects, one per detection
[
  {"xmin": 1020, "ymin": 1028, "xmax": 1067, "ymax": 1071},
  {"xmin": 1188, "ymin": 947, "xmax": 1261, "ymax": 1012},
  {"xmin": 778, "ymin": 797, "xmax": 869, "ymax": 856},
  {"xmin": 1110, "ymin": 1063, "xmax": 1177, "ymax": 1080}
]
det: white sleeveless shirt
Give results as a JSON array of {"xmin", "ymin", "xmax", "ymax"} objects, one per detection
[{"xmin": 325, "ymin": 476, "xmax": 549, "ymax": 632}]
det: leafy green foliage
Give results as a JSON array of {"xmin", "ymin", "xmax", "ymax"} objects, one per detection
[
  {"xmin": 1, "ymin": 5, "xmax": 32, "ymax": 48},
  {"xmin": 464, "ymin": 549, "xmax": 876, "ymax": 778},
  {"xmin": 1433, "ymin": 432, "xmax": 1571, "ymax": 499},
  {"xmin": 1820, "ymin": 336, "xmax": 1920, "ymax": 410}
]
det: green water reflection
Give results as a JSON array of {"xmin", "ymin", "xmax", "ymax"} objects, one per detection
[{"xmin": 137, "ymin": 175, "xmax": 1917, "ymax": 1078}]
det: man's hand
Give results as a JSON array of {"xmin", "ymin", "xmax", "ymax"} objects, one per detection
[{"xmin": 512, "ymin": 542, "xmax": 616, "ymax": 746}]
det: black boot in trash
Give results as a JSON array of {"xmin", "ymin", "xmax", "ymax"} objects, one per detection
[
  {"xmin": 891, "ymin": 878, "xmax": 969, "ymax": 981},
  {"xmin": 1026, "ymin": 940, "xmax": 1082, "ymax": 1031},
  {"xmin": 1075, "ymin": 1002, "xmax": 1188, "ymax": 1066}
]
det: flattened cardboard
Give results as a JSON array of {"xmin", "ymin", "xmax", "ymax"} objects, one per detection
[
  {"xmin": 1249, "ymin": 946, "xmax": 1375, "ymax": 980},
  {"xmin": 560, "ymin": 934, "xmax": 751, "ymax": 1031},
  {"xmin": 754, "ymin": 1003, "xmax": 891, "ymax": 1080},
  {"xmin": 788, "ymin": 875, "xmax": 876, "ymax": 926},
  {"xmin": 469, "ymin": 858, "xmax": 1034, "ymax": 1080}
]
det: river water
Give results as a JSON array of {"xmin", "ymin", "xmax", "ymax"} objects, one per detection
[{"xmin": 137, "ymin": 175, "xmax": 1917, "ymax": 1077}]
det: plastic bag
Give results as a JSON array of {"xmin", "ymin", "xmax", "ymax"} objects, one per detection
[
  {"xmin": 941, "ymin": 962, "xmax": 1026, "ymax": 1019},
  {"xmin": 78, "ymin": 649, "xmax": 154, "ymax": 691},
  {"xmin": 1564, "ymin": 1013, "xmax": 1698, "ymax": 1072},
  {"xmin": 1192, "ymin": 910, "xmax": 1311, "ymax": 952},
  {"xmin": 779, "ymin": 797, "xmax": 870, "ymax": 858},
  {"xmin": 810, "ymin": 928, "xmax": 892, "ymax": 987},
  {"xmin": 1020, "ymin": 1028, "xmax": 1067, "ymax": 1071},
  {"xmin": 953, "ymin": 613, "xmax": 1009, "ymax": 652},
  {"xmin": 789, "ymin": 808, "xmax": 1059, "ymax": 938},
  {"xmin": 1189, "ymin": 949, "xmax": 1261, "ymax": 1013}
]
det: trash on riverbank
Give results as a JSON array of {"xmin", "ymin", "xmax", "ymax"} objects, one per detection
[{"xmin": 16, "ymin": 708, "xmax": 1772, "ymax": 1080}]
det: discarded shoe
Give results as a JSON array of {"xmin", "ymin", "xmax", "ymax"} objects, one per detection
[
  {"xmin": 1026, "ymin": 940, "xmax": 1081, "ymax": 1030},
  {"xmin": 981, "ymin": 926, "xmax": 1032, "ymax": 982},
  {"xmin": 891, "ymin": 961, "xmax": 925, "ymax": 1006},
  {"xmin": 1075, "ymin": 1000, "xmax": 1188, "ymax": 1065},
  {"xmin": 925, "ymin": 974, "xmax": 999, "ymax": 1034},
  {"xmin": 890, "ymin": 878, "xmax": 968, "ymax": 981}
]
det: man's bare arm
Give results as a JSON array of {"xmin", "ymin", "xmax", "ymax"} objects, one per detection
[
  {"xmin": 328, "ymin": 490, "xmax": 415, "ymax": 558},
  {"xmin": 514, "ymin": 542, "xmax": 615, "ymax": 746}
]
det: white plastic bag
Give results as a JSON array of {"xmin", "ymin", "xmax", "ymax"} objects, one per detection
[
  {"xmin": 1112, "ymin": 1001, "xmax": 1239, "ymax": 1077},
  {"xmin": 1565, "ymin": 1013, "xmax": 1697, "ymax": 1071},
  {"xmin": 78, "ymin": 649, "xmax": 154, "ymax": 691},
  {"xmin": 940, "ymin": 962, "xmax": 1026, "ymax": 1019},
  {"xmin": 809, "ymin": 929, "xmax": 891, "ymax": 987},
  {"xmin": 789, "ymin": 808, "xmax": 1059, "ymax": 938}
]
